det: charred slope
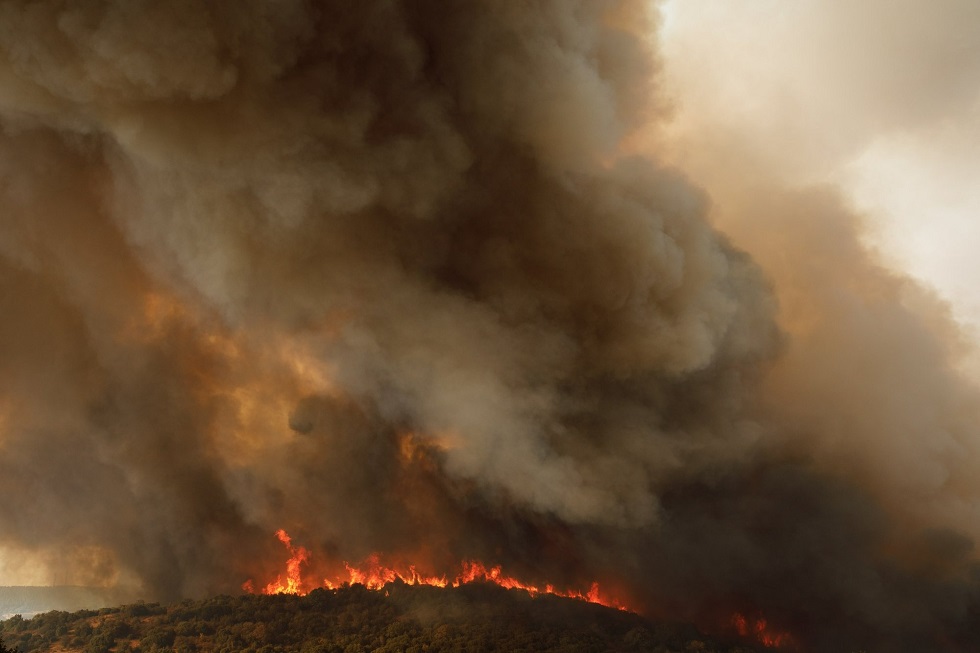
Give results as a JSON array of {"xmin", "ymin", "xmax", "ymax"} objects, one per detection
[{"xmin": 1, "ymin": 584, "xmax": 760, "ymax": 653}]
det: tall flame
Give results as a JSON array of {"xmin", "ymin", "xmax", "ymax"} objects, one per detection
[
  {"xmin": 244, "ymin": 529, "xmax": 310, "ymax": 595},
  {"xmin": 244, "ymin": 530, "xmax": 628, "ymax": 611}
]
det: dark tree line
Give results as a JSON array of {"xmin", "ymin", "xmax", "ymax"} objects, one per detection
[{"xmin": 1, "ymin": 583, "xmax": 760, "ymax": 653}]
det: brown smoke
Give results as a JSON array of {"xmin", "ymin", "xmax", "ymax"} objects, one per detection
[{"xmin": 0, "ymin": 1, "xmax": 978, "ymax": 650}]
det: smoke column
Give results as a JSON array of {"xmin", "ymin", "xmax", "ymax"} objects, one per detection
[{"xmin": 0, "ymin": 1, "xmax": 977, "ymax": 650}]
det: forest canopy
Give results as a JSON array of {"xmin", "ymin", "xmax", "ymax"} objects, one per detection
[{"xmin": 0, "ymin": 583, "xmax": 760, "ymax": 653}]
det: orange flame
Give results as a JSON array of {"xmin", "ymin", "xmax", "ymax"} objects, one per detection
[
  {"xmin": 244, "ymin": 530, "xmax": 628, "ymax": 611},
  {"xmin": 731, "ymin": 612, "xmax": 795, "ymax": 649},
  {"xmin": 328, "ymin": 553, "xmax": 449, "ymax": 591},
  {"xmin": 244, "ymin": 529, "xmax": 310, "ymax": 595}
]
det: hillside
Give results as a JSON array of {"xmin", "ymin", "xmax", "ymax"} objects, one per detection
[{"xmin": 0, "ymin": 583, "xmax": 760, "ymax": 653}]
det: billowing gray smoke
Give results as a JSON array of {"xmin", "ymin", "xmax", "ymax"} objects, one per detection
[{"xmin": 0, "ymin": 1, "xmax": 978, "ymax": 650}]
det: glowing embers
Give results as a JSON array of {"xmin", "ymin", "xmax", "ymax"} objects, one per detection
[
  {"xmin": 245, "ymin": 530, "xmax": 628, "ymax": 612},
  {"xmin": 731, "ymin": 612, "xmax": 795, "ymax": 649}
]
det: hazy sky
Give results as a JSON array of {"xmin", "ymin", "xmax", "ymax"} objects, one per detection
[{"xmin": 657, "ymin": 0, "xmax": 980, "ymax": 356}]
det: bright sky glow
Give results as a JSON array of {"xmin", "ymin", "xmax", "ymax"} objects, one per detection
[{"xmin": 657, "ymin": 0, "xmax": 980, "ymax": 341}]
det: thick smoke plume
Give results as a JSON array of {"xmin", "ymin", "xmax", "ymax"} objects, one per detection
[{"xmin": 0, "ymin": 1, "xmax": 978, "ymax": 650}]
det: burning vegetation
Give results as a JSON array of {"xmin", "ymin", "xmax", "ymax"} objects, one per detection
[
  {"xmin": 243, "ymin": 529, "xmax": 628, "ymax": 612},
  {"xmin": 731, "ymin": 613, "xmax": 795, "ymax": 651}
]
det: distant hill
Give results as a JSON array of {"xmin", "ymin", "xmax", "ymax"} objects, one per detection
[
  {"xmin": 0, "ymin": 587, "xmax": 128, "ymax": 620},
  {"xmin": 0, "ymin": 583, "xmax": 761, "ymax": 653}
]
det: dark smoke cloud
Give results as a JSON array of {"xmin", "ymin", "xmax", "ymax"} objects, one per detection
[{"xmin": 0, "ymin": 1, "xmax": 978, "ymax": 650}]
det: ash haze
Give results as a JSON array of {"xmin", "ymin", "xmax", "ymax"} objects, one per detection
[
  {"xmin": 0, "ymin": 1, "xmax": 978, "ymax": 651},
  {"xmin": 657, "ymin": 0, "xmax": 980, "ymax": 364}
]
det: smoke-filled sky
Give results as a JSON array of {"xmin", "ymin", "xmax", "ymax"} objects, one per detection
[
  {"xmin": 0, "ymin": 1, "xmax": 979, "ymax": 651},
  {"xmin": 658, "ymin": 0, "xmax": 980, "ymax": 361}
]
